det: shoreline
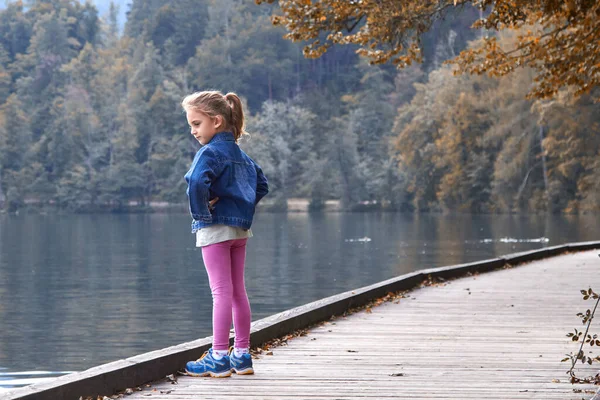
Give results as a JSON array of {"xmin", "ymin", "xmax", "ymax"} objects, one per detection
[
  {"xmin": 1, "ymin": 198, "xmax": 595, "ymax": 215},
  {"xmin": 1, "ymin": 198, "xmax": 343, "ymax": 214}
]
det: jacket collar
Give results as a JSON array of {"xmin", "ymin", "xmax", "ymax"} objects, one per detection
[{"xmin": 208, "ymin": 131, "xmax": 235, "ymax": 144}]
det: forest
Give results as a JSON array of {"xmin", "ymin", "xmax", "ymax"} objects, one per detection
[{"xmin": 0, "ymin": 0, "xmax": 598, "ymax": 214}]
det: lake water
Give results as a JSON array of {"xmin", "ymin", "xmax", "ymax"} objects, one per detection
[{"xmin": 1, "ymin": 212, "xmax": 599, "ymax": 390}]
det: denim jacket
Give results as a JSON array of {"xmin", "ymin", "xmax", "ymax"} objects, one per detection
[{"xmin": 184, "ymin": 131, "xmax": 269, "ymax": 233}]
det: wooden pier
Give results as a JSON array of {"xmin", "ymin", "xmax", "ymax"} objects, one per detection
[{"xmin": 123, "ymin": 250, "xmax": 600, "ymax": 399}]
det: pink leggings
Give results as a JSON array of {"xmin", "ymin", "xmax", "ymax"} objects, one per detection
[{"xmin": 201, "ymin": 238, "xmax": 251, "ymax": 350}]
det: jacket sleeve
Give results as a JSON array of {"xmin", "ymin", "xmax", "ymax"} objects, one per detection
[
  {"xmin": 254, "ymin": 162, "xmax": 269, "ymax": 205},
  {"xmin": 188, "ymin": 147, "xmax": 222, "ymax": 222}
]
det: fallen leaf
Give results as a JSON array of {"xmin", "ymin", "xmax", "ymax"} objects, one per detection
[{"xmin": 166, "ymin": 374, "xmax": 178, "ymax": 384}]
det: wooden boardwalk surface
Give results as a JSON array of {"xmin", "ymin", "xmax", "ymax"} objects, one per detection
[{"xmin": 126, "ymin": 250, "xmax": 600, "ymax": 399}]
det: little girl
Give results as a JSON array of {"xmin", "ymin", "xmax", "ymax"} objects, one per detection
[{"xmin": 182, "ymin": 90, "xmax": 268, "ymax": 378}]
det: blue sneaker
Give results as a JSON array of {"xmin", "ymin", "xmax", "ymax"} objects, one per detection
[
  {"xmin": 185, "ymin": 348, "xmax": 232, "ymax": 378},
  {"xmin": 228, "ymin": 347, "xmax": 254, "ymax": 375}
]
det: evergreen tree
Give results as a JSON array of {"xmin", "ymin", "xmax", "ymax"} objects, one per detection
[
  {"xmin": 0, "ymin": 1, "xmax": 32, "ymax": 62},
  {"xmin": 245, "ymin": 101, "xmax": 315, "ymax": 209},
  {"xmin": 0, "ymin": 94, "xmax": 31, "ymax": 210},
  {"xmin": 125, "ymin": 0, "xmax": 208, "ymax": 66},
  {"xmin": 346, "ymin": 63, "xmax": 397, "ymax": 205},
  {"xmin": 0, "ymin": 51, "xmax": 11, "ymax": 104}
]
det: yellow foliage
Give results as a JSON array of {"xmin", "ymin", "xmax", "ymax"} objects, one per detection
[{"xmin": 257, "ymin": 0, "xmax": 600, "ymax": 100}]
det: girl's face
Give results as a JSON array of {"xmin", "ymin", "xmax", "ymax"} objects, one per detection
[{"xmin": 186, "ymin": 108, "xmax": 223, "ymax": 145}]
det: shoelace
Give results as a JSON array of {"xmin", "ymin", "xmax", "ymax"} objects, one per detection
[{"xmin": 195, "ymin": 350, "xmax": 209, "ymax": 362}]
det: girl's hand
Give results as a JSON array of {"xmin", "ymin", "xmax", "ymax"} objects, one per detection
[{"xmin": 209, "ymin": 197, "xmax": 219, "ymax": 210}]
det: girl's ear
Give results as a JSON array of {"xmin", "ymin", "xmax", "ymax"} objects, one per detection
[{"xmin": 214, "ymin": 115, "xmax": 223, "ymax": 129}]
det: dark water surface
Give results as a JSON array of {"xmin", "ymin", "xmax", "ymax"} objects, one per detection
[{"xmin": 1, "ymin": 212, "xmax": 599, "ymax": 389}]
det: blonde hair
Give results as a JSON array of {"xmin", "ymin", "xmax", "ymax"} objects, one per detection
[{"xmin": 181, "ymin": 90, "xmax": 247, "ymax": 142}]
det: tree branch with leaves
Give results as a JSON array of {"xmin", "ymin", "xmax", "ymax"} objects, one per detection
[
  {"xmin": 563, "ymin": 282, "xmax": 600, "ymax": 384},
  {"xmin": 257, "ymin": 0, "xmax": 600, "ymax": 100}
]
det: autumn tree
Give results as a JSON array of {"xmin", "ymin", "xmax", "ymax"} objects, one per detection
[
  {"xmin": 537, "ymin": 90, "xmax": 600, "ymax": 213},
  {"xmin": 258, "ymin": 0, "xmax": 600, "ymax": 100},
  {"xmin": 392, "ymin": 67, "xmax": 448, "ymax": 212}
]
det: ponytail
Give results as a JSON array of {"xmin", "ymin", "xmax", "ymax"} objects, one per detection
[{"xmin": 224, "ymin": 92, "xmax": 247, "ymax": 142}]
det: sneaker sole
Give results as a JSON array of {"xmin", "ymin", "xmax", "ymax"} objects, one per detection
[
  {"xmin": 232, "ymin": 367, "xmax": 254, "ymax": 375},
  {"xmin": 185, "ymin": 369, "xmax": 232, "ymax": 378}
]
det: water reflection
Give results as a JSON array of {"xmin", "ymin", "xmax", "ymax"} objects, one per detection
[{"xmin": 0, "ymin": 212, "xmax": 598, "ymax": 382}]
